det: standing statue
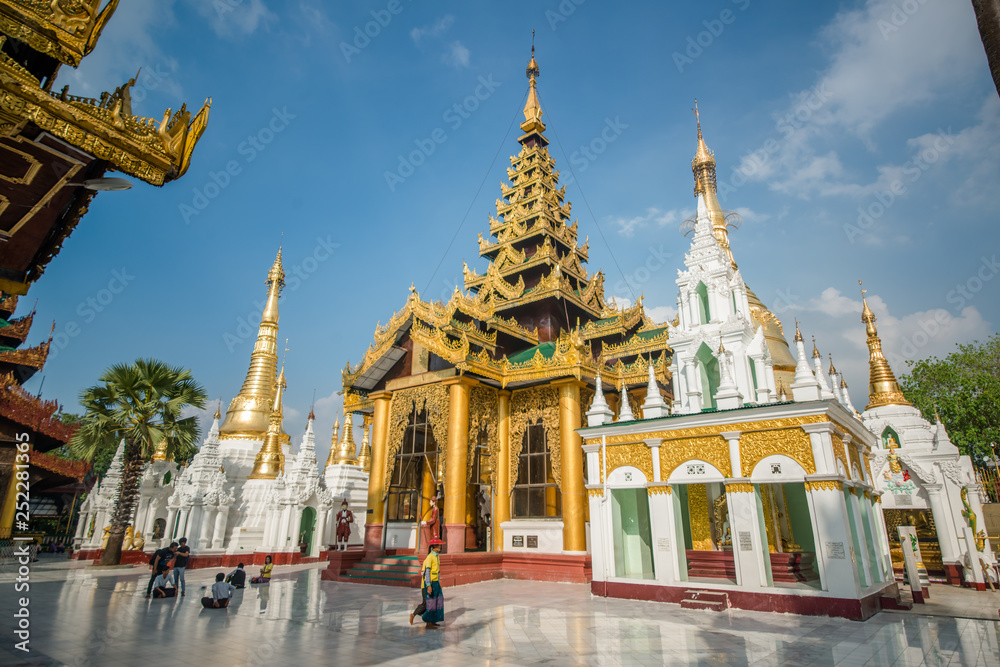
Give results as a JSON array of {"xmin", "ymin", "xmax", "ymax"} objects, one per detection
[
  {"xmin": 421, "ymin": 496, "xmax": 440, "ymax": 541},
  {"xmin": 123, "ymin": 526, "xmax": 134, "ymax": 550},
  {"xmin": 131, "ymin": 531, "xmax": 146, "ymax": 551},
  {"xmin": 101, "ymin": 525, "xmax": 111, "ymax": 549},
  {"xmin": 335, "ymin": 500, "xmax": 354, "ymax": 551}
]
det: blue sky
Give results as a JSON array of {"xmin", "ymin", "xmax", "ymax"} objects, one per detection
[{"xmin": 22, "ymin": 0, "xmax": 1000, "ymax": 465}]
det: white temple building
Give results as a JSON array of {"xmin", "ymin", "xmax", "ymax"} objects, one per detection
[
  {"xmin": 578, "ymin": 111, "xmax": 897, "ymax": 619},
  {"xmin": 857, "ymin": 294, "xmax": 993, "ymax": 587}
]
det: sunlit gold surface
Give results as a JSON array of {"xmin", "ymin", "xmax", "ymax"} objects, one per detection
[
  {"xmin": 553, "ymin": 378, "xmax": 585, "ymax": 551},
  {"xmin": 860, "ymin": 284, "xmax": 911, "ymax": 409},
  {"xmin": 248, "ymin": 366, "xmax": 286, "ymax": 480},
  {"xmin": 220, "ymin": 249, "xmax": 289, "ymax": 442}
]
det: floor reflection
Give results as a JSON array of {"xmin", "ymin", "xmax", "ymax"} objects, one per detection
[{"xmin": 1, "ymin": 565, "xmax": 998, "ymax": 666}]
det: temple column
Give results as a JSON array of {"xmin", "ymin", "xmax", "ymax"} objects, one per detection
[
  {"xmin": 804, "ymin": 480, "xmax": 860, "ymax": 597},
  {"xmin": 442, "ymin": 377, "xmax": 476, "ymax": 553},
  {"xmin": 552, "ymin": 378, "xmax": 586, "ymax": 553},
  {"xmin": 212, "ymin": 507, "xmax": 229, "ymax": 550},
  {"xmin": 313, "ymin": 507, "xmax": 328, "ymax": 556},
  {"xmin": 74, "ymin": 510, "xmax": 90, "ymax": 544},
  {"xmin": 365, "ymin": 391, "xmax": 392, "ymax": 553},
  {"xmin": 924, "ymin": 483, "xmax": 959, "ymax": 564},
  {"xmin": 648, "ymin": 487, "xmax": 678, "ymax": 584},
  {"xmin": 844, "ymin": 487, "xmax": 873, "ymax": 588},
  {"xmin": 185, "ymin": 504, "xmax": 204, "ymax": 546},
  {"xmin": 199, "ymin": 508, "xmax": 216, "ymax": 550},
  {"xmin": 142, "ymin": 498, "xmax": 160, "ymax": 539},
  {"xmin": 726, "ymin": 482, "xmax": 771, "ymax": 588},
  {"xmin": 163, "ymin": 508, "xmax": 177, "ymax": 547},
  {"xmin": 494, "ymin": 389, "xmax": 511, "ymax": 552}
]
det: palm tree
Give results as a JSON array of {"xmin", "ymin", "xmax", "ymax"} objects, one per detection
[{"xmin": 70, "ymin": 359, "xmax": 207, "ymax": 566}]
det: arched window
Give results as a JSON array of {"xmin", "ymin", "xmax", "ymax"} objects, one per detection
[
  {"xmin": 387, "ymin": 405, "xmax": 438, "ymax": 521},
  {"xmin": 695, "ymin": 282, "xmax": 711, "ymax": 324},
  {"xmin": 512, "ymin": 420, "xmax": 560, "ymax": 518},
  {"xmin": 695, "ymin": 343, "xmax": 720, "ymax": 411}
]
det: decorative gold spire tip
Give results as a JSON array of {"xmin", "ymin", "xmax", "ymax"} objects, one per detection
[
  {"xmin": 811, "ymin": 336, "xmax": 821, "ymax": 359},
  {"xmin": 794, "ymin": 320, "xmax": 803, "ymax": 343}
]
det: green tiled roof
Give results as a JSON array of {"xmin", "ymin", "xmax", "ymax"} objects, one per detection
[{"xmin": 506, "ymin": 342, "xmax": 557, "ymax": 364}]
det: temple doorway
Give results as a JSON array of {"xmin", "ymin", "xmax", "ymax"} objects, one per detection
[
  {"xmin": 758, "ymin": 482, "xmax": 820, "ymax": 587},
  {"xmin": 385, "ymin": 405, "xmax": 439, "ymax": 551},
  {"xmin": 299, "ymin": 507, "xmax": 316, "ymax": 556},
  {"xmin": 675, "ymin": 482, "xmax": 736, "ymax": 583},
  {"xmin": 610, "ymin": 488, "xmax": 654, "ymax": 579},
  {"xmin": 469, "ymin": 427, "xmax": 493, "ymax": 551}
]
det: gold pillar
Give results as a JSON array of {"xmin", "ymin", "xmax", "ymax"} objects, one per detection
[
  {"xmin": 495, "ymin": 389, "xmax": 511, "ymax": 551},
  {"xmin": 552, "ymin": 378, "xmax": 585, "ymax": 552},
  {"xmin": 0, "ymin": 440, "xmax": 30, "ymax": 538},
  {"xmin": 442, "ymin": 377, "xmax": 475, "ymax": 552},
  {"xmin": 687, "ymin": 483, "xmax": 712, "ymax": 550},
  {"xmin": 366, "ymin": 391, "xmax": 393, "ymax": 526}
]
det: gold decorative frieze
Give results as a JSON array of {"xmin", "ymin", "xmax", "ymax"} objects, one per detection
[
  {"xmin": 831, "ymin": 432, "xmax": 850, "ymax": 478},
  {"xmin": 725, "ymin": 483, "xmax": 754, "ymax": 494},
  {"xmin": 739, "ymin": 428, "xmax": 816, "ymax": 476},
  {"xmin": 599, "ymin": 443, "xmax": 654, "ymax": 483},
  {"xmin": 804, "ymin": 480, "xmax": 843, "ymax": 492},
  {"xmin": 587, "ymin": 487, "xmax": 603, "ymax": 497},
  {"xmin": 647, "ymin": 485, "xmax": 671, "ymax": 495},
  {"xmin": 0, "ymin": 0, "xmax": 118, "ymax": 67},
  {"xmin": 467, "ymin": 384, "xmax": 498, "ymax": 486},
  {"xmin": 598, "ymin": 415, "xmax": 829, "ymax": 447},
  {"xmin": 384, "ymin": 383, "xmax": 449, "ymax": 484},
  {"xmin": 659, "ymin": 435, "xmax": 731, "ymax": 479}
]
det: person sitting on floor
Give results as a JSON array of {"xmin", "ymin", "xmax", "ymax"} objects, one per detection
[
  {"xmin": 152, "ymin": 565, "xmax": 176, "ymax": 598},
  {"xmin": 201, "ymin": 573, "xmax": 236, "ymax": 608},
  {"xmin": 226, "ymin": 563, "xmax": 247, "ymax": 588},
  {"xmin": 250, "ymin": 555, "xmax": 273, "ymax": 584}
]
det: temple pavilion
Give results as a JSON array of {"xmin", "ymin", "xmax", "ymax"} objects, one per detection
[{"xmin": 332, "ymin": 50, "xmax": 672, "ymax": 584}]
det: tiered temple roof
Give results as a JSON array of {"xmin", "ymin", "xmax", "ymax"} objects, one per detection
[{"xmin": 343, "ymin": 48, "xmax": 672, "ymax": 408}]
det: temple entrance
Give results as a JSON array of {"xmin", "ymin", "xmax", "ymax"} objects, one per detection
[
  {"xmin": 676, "ymin": 482, "xmax": 736, "ymax": 583},
  {"xmin": 758, "ymin": 482, "xmax": 819, "ymax": 586},
  {"xmin": 298, "ymin": 507, "xmax": 316, "ymax": 555},
  {"xmin": 883, "ymin": 508, "xmax": 942, "ymax": 575},
  {"xmin": 385, "ymin": 405, "xmax": 439, "ymax": 551},
  {"xmin": 610, "ymin": 488, "xmax": 654, "ymax": 579},
  {"xmin": 469, "ymin": 427, "xmax": 493, "ymax": 551}
]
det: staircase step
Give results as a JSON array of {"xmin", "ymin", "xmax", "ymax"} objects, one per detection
[
  {"xmin": 339, "ymin": 573, "xmax": 419, "ymax": 587},
  {"xmin": 683, "ymin": 589, "xmax": 729, "ymax": 604},
  {"xmin": 350, "ymin": 563, "xmax": 420, "ymax": 573},
  {"xmin": 680, "ymin": 598, "xmax": 728, "ymax": 612}
]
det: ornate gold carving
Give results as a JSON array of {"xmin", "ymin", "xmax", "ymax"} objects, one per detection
[
  {"xmin": 599, "ymin": 443, "xmax": 653, "ymax": 483},
  {"xmin": 739, "ymin": 428, "xmax": 815, "ymax": 476},
  {"xmin": 384, "ymin": 383, "xmax": 449, "ymax": 485},
  {"xmin": 587, "ymin": 487, "xmax": 603, "ymax": 497},
  {"xmin": 804, "ymin": 480, "xmax": 843, "ymax": 492},
  {"xmin": 467, "ymin": 384, "xmax": 498, "ymax": 486},
  {"xmin": 0, "ymin": 0, "xmax": 119, "ymax": 67},
  {"xmin": 725, "ymin": 483, "xmax": 754, "ymax": 494},
  {"xmin": 509, "ymin": 385, "xmax": 561, "ymax": 489},
  {"xmin": 647, "ymin": 485, "xmax": 671, "ymax": 495},
  {"xmin": 599, "ymin": 414, "xmax": 829, "ymax": 446},
  {"xmin": 659, "ymin": 436, "xmax": 731, "ymax": 479},
  {"xmin": 688, "ymin": 483, "xmax": 713, "ymax": 550},
  {"xmin": 831, "ymin": 432, "xmax": 850, "ymax": 477}
]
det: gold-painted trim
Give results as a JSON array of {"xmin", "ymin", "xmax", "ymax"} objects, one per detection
[
  {"xmin": 726, "ymin": 483, "xmax": 754, "ymax": 494},
  {"xmin": 804, "ymin": 480, "xmax": 843, "ymax": 492}
]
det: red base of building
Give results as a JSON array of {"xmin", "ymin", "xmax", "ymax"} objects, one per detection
[
  {"xmin": 592, "ymin": 579, "xmax": 891, "ymax": 621},
  {"xmin": 943, "ymin": 563, "xmax": 964, "ymax": 586},
  {"xmin": 324, "ymin": 549, "xmax": 591, "ymax": 587}
]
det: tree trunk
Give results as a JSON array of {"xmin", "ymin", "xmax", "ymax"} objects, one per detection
[
  {"xmin": 98, "ymin": 440, "xmax": 145, "ymax": 566},
  {"xmin": 972, "ymin": 0, "xmax": 1000, "ymax": 98}
]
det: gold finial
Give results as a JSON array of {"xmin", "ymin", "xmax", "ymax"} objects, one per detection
[
  {"xmin": 331, "ymin": 411, "xmax": 359, "ymax": 465},
  {"xmin": 693, "ymin": 99, "xmax": 702, "ymax": 139},
  {"xmin": 689, "ymin": 101, "xmax": 735, "ymax": 268},
  {"xmin": 521, "ymin": 33, "xmax": 544, "ymax": 133},
  {"xmin": 794, "ymin": 320, "xmax": 803, "ymax": 343},
  {"xmin": 812, "ymin": 336, "xmax": 821, "ymax": 359},
  {"xmin": 213, "ymin": 400, "xmax": 221, "ymax": 421},
  {"xmin": 718, "ymin": 339, "xmax": 726, "ymax": 355},
  {"xmin": 828, "ymin": 354, "xmax": 837, "ymax": 376},
  {"xmin": 858, "ymin": 282, "xmax": 911, "ymax": 410}
]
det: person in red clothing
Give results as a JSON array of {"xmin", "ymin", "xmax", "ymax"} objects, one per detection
[
  {"xmin": 335, "ymin": 500, "xmax": 354, "ymax": 551},
  {"xmin": 421, "ymin": 496, "xmax": 440, "ymax": 546}
]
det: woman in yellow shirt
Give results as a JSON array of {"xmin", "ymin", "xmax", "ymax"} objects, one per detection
[
  {"xmin": 415, "ymin": 538, "xmax": 445, "ymax": 628},
  {"xmin": 250, "ymin": 555, "xmax": 273, "ymax": 584}
]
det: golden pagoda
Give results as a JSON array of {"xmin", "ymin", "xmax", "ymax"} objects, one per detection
[
  {"xmin": 248, "ymin": 365, "xmax": 287, "ymax": 480},
  {"xmin": 330, "ymin": 412, "xmax": 359, "ymax": 466},
  {"xmin": 859, "ymin": 282, "xmax": 911, "ymax": 409},
  {"xmin": 341, "ymin": 45, "xmax": 672, "ymax": 561},
  {"xmin": 219, "ymin": 249, "xmax": 289, "ymax": 442}
]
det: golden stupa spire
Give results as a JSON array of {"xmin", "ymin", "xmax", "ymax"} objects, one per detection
[
  {"xmin": 690, "ymin": 101, "xmax": 735, "ymax": 267},
  {"xmin": 859, "ymin": 281, "xmax": 911, "ymax": 410},
  {"xmin": 248, "ymin": 363, "xmax": 287, "ymax": 479},
  {"xmin": 357, "ymin": 413, "xmax": 372, "ymax": 473},
  {"xmin": 332, "ymin": 411, "xmax": 359, "ymax": 465},
  {"xmin": 521, "ymin": 32, "xmax": 545, "ymax": 135},
  {"xmin": 220, "ymin": 248, "xmax": 289, "ymax": 442},
  {"xmin": 324, "ymin": 418, "xmax": 341, "ymax": 469}
]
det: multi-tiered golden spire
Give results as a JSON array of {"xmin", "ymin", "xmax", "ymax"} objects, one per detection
[
  {"xmin": 248, "ymin": 364, "xmax": 287, "ymax": 479},
  {"xmin": 691, "ymin": 101, "xmax": 735, "ymax": 268},
  {"xmin": 859, "ymin": 281, "xmax": 911, "ymax": 410},
  {"xmin": 219, "ymin": 248, "xmax": 288, "ymax": 442},
  {"xmin": 357, "ymin": 413, "xmax": 372, "ymax": 473},
  {"xmin": 331, "ymin": 412, "xmax": 359, "ymax": 466},
  {"xmin": 521, "ymin": 41, "xmax": 544, "ymax": 134}
]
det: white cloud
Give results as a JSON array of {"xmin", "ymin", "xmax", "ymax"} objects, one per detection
[
  {"xmin": 410, "ymin": 15, "xmax": 454, "ymax": 44},
  {"xmin": 732, "ymin": 207, "xmax": 769, "ymax": 224},
  {"xmin": 734, "ymin": 0, "xmax": 993, "ymax": 200},
  {"xmin": 645, "ymin": 304, "xmax": 677, "ymax": 324},
  {"xmin": 611, "ymin": 207, "xmax": 692, "ymax": 238},
  {"xmin": 191, "ymin": 0, "xmax": 276, "ymax": 38},
  {"xmin": 442, "ymin": 41, "xmax": 470, "ymax": 69}
]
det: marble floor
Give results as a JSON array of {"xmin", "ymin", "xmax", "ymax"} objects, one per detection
[{"xmin": 1, "ymin": 562, "xmax": 998, "ymax": 666}]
